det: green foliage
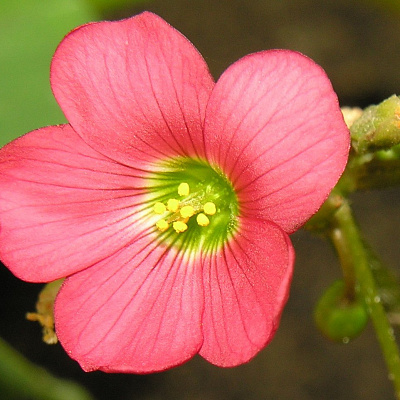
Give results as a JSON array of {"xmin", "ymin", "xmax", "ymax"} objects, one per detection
[
  {"xmin": 87, "ymin": 0, "xmax": 150, "ymax": 14},
  {"xmin": 0, "ymin": 0, "xmax": 100, "ymax": 148},
  {"xmin": 0, "ymin": 336, "xmax": 93, "ymax": 400}
]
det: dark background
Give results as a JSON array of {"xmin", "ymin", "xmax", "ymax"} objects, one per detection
[{"xmin": 2, "ymin": 0, "xmax": 400, "ymax": 399}]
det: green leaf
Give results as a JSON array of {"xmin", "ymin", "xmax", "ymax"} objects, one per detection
[
  {"xmin": 0, "ymin": 0, "xmax": 99, "ymax": 147},
  {"xmin": 87, "ymin": 0, "xmax": 150, "ymax": 14}
]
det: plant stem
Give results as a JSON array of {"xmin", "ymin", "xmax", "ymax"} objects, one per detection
[
  {"xmin": 0, "ymin": 336, "xmax": 93, "ymax": 400},
  {"xmin": 329, "ymin": 226, "xmax": 356, "ymax": 301},
  {"xmin": 332, "ymin": 200, "xmax": 400, "ymax": 399}
]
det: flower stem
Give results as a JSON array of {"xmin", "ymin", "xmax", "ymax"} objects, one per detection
[
  {"xmin": 329, "ymin": 226, "xmax": 357, "ymax": 302},
  {"xmin": 332, "ymin": 200, "xmax": 400, "ymax": 398},
  {"xmin": 0, "ymin": 336, "xmax": 93, "ymax": 400}
]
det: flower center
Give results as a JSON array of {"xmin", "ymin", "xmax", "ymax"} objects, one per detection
[
  {"xmin": 153, "ymin": 183, "xmax": 218, "ymax": 233},
  {"xmin": 147, "ymin": 157, "xmax": 239, "ymax": 254}
]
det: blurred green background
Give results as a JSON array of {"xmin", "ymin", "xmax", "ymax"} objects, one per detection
[{"xmin": 1, "ymin": 0, "xmax": 400, "ymax": 399}]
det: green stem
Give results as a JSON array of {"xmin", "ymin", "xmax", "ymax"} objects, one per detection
[
  {"xmin": 332, "ymin": 201, "xmax": 400, "ymax": 399},
  {"xmin": 0, "ymin": 336, "xmax": 93, "ymax": 400},
  {"xmin": 329, "ymin": 226, "xmax": 357, "ymax": 301}
]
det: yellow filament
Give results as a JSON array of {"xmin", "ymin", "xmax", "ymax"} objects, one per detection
[
  {"xmin": 197, "ymin": 213, "xmax": 210, "ymax": 227},
  {"xmin": 156, "ymin": 219, "xmax": 169, "ymax": 232},
  {"xmin": 203, "ymin": 202, "xmax": 216, "ymax": 215},
  {"xmin": 180, "ymin": 205, "xmax": 195, "ymax": 218},
  {"xmin": 153, "ymin": 202, "xmax": 166, "ymax": 214},
  {"xmin": 173, "ymin": 221, "xmax": 188, "ymax": 233},
  {"xmin": 178, "ymin": 182, "xmax": 190, "ymax": 196},
  {"xmin": 167, "ymin": 198, "xmax": 180, "ymax": 212}
]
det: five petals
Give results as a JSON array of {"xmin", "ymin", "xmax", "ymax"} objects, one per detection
[{"xmin": 0, "ymin": 12, "xmax": 349, "ymax": 373}]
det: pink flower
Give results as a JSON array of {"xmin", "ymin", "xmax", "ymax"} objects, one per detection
[{"xmin": 0, "ymin": 12, "xmax": 349, "ymax": 373}]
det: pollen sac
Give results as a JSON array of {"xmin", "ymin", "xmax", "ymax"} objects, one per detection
[
  {"xmin": 180, "ymin": 205, "xmax": 195, "ymax": 218},
  {"xmin": 167, "ymin": 198, "xmax": 180, "ymax": 213},
  {"xmin": 173, "ymin": 220, "xmax": 188, "ymax": 233},
  {"xmin": 153, "ymin": 202, "xmax": 167, "ymax": 214},
  {"xmin": 178, "ymin": 182, "xmax": 190, "ymax": 196},
  {"xmin": 197, "ymin": 213, "xmax": 210, "ymax": 227},
  {"xmin": 156, "ymin": 219, "xmax": 169, "ymax": 232},
  {"xmin": 203, "ymin": 202, "xmax": 216, "ymax": 215}
]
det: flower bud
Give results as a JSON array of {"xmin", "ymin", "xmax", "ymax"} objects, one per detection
[
  {"xmin": 314, "ymin": 280, "xmax": 368, "ymax": 343},
  {"xmin": 351, "ymin": 95, "xmax": 400, "ymax": 154}
]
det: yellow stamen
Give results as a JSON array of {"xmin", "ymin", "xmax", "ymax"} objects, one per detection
[
  {"xmin": 167, "ymin": 198, "xmax": 180, "ymax": 212},
  {"xmin": 180, "ymin": 205, "xmax": 195, "ymax": 219},
  {"xmin": 153, "ymin": 202, "xmax": 166, "ymax": 214},
  {"xmin": 178, "ymin": 182, "xmax": 190, "ymax": 196},
  {"xmin": 203, "ymin": 202, "xmax": 216, "ymax": 215},
  {"xmin": 173, "ymin": 220, "xmax": 188, "ymax": 233},
  {"xmin": 154, "ymin": 184, "xmax": 219, "ymax": 234},
  {"xmin": 156, "ymin": 219, "xmax": 169, "ymax": 232},
  {"xmin": 196, "ymin": 213, "xmax": 210, "ymax": 227}
]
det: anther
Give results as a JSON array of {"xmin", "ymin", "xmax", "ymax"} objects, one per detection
[
  {"xmin": 167, "ymin": 198, "xmax": 180, "ymax": 213},
  {"xmin": 203, "ymin": 202, "xmax": 216, "ymax": 215},
  {"xmin": 180, "ymin": 205, "xmax": 195, "ymax": 218},
  {"xmin": 173, "ymin": 221, "xmax": 188, "ymax": 233},
  {"xmin": 153, "ymin": 202, "xmax": 166, "ymax": 214},
  {"xmin": 156, "ymin": 219, "xmax": 169, "ymax": 232},
  {"xmin": 197, "ymin": 213, "xmax": 210, "ymax": 227},
  {"xmin": 178, "ymin": 182, "xmax": 190, "ymax": 196}
]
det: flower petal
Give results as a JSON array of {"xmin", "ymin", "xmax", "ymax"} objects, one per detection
[
  {"xmin": 51, "ymin": 12, "xmax": 214, "ymax": 165},
  {"xmin": 204, "ymin": 50, "xmax": 349, "ymax": 233},
  {"xmin": 199, "ymin": 218, "xmax": 294, "ymax": 366},
  {"xmin": 54, "ymin": 234, "xmax": 203, "ymax": 373},
  {"xmin": 0, "ymin": 125, "xmax": 149, "ymax": 282}
]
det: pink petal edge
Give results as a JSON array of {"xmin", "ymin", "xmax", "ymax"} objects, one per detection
[
  {"xmin": 0, "ymin": 125, "xmax": 150, "ymax": 282},
  {"xmin": 0, "ymin": 12, "xmax": 350, "ymax": 373},
  {"xmin": 55, "ymin": 232, "xmax": 204, "ymax": 373},
  {"xmin": 204, "ymin": 50, "xmax": 349, "ymax": 233},
  {"xmin": 51, "ymin": 12, "xmax": 215, "ymax": 166},
  {"xmin": 199, "ymin": 218, "xmax": 294, "ymax": 366}
]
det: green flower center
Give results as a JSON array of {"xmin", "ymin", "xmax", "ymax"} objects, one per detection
[{"xmin": 147, "ymin": 157, "xmax": 239, "ymax": 254}]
